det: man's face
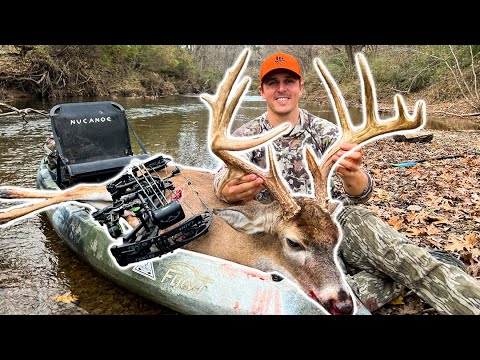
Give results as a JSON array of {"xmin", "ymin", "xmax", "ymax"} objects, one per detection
[{"xmin": 259, "ymin": 69, "xmax": 303, "ymax": 116}]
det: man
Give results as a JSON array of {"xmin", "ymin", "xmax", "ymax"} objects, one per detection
[{"xmin": 214, "ymin": 51, "xmax": 480, "ymax": 314}]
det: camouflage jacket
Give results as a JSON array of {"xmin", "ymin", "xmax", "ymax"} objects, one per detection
[{"xmin": 213, "ymin": 109, "xmax": 374, "ymax": 205}]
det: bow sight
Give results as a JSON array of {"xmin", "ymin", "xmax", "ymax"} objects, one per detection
[{"xmin": 92, "ymin": 155, "xmax": 212, "ymax": 267}]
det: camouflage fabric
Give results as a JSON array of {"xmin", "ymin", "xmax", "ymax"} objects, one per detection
[
  {"xmin": 213, "ymin": 109, "xmax": 374, "ymax": 205},
  {"xmin": 43, "ymin": 136, "xmax": 57, "ymax": 170},
  {"xmin": 338, "ymin": 206, "xmax": 480, "ymax": 315}
]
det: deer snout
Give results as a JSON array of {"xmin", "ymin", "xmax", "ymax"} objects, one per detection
[{"xmin": 317, "ymin": 288, "xmax": 354, "ymax": 315}]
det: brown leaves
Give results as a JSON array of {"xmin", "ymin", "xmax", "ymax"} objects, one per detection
[{"xmin": 361, "ymin": 129, "xmax": 480, "ymax": 296}]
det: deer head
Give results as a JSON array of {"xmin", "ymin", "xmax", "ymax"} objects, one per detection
[{"xmin": 200, "ymin": 48, "xmax": 425, "ymax": 315}]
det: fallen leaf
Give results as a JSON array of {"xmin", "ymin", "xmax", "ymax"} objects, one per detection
[
  {"xmin": 426, "ymin": 224, "xmax": 442, "ymax": 235},
  {"xmin": 397, "ymin": 306, "xmax": 419, "ymax": 315},
  {"xmin": 406, "ymin": 211, "xmax": 430, "ymax": 224},
  {"xmin": 404, "ymin": 227, "xmax": 427, "ymax": 237},
  {"xmin": 445, "ymin": 235, "xmax": 469, "ymax": 252},
  {"xmin": 54, "ymin": 291, "xmax": 79, "ymax": 304},
  {"xmin": 387, "ymin": 216, "xmax": 403, "ymax": 230},
  {"xmin": 465, "ymin": 233, "xmax": 478, "ymax": 247},
  {"xmin": 407, "ymin": 205, "xmax": 422, "ymax": 212},
  {"xmin": 468, "ymin": 263, "xmax": 480, "ymax": 277},
  {"xmin": 439, "ymin": 173, "xmax": 453, "ymax": 181},
  {"xmin": 426, "ymin": 238, "xmax": 441, "ymax": 248},
  {"xmin": 389, "ymin": 296, "xmax": 405, "ymax": 305},
  {"xmin": 431, "ymin": 218, "xmax": 450, "ymax": 225}
]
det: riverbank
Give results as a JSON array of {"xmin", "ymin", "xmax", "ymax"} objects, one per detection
[
  {"xmin": 3, "ymin": 44, "xmax": 480, "ymax": 123},
  {"xmin": 359, "ymin": 129, "xmax": 480, "ymax": 315}
]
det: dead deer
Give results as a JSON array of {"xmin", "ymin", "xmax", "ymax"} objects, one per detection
[{"xmin": 0, "ymin": 48, "xmax": 425, "ymax": 315}]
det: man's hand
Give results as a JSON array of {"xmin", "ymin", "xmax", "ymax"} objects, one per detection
[
  {"xmin": 332, "ymin": 143, "xmax": 368, "ymax": 196},
  {"xmin": 332, "ymin": 143, "xmax": 363, "ymax": 177},
  {"xmin": 221, "ymin": 174, "xmax": 264, "ymax": 203}
]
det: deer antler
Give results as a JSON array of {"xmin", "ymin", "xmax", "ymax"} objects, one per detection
[
  {"xmin": 200, "ymin": 48, "xmax": 301, "ymax": 218},
  {"xmin": 306, "ymin": 53, "xmax": 426, "ymax": 210}
]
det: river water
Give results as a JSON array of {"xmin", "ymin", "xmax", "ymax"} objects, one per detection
[{"xmin": 0, "ymin": 95, "xmax": 479, "ymax": 315}]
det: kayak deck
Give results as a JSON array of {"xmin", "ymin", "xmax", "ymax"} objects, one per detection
[{"xmin": 36, "ymin": 156, "xmax": 371, "ymax": 315}]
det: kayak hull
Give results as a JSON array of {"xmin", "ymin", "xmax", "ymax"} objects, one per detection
[{"xmin": 36, "ymin": 157, "xmax": 370, "ymax": 315}]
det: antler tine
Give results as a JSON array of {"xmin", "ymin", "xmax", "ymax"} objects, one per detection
[
  {"xmin": 357, "ymin": 53, "xmax": 426, "ymax": 133},
  {"xmin": 304, "ymin": 146, "xmax": 329, "ymax": 210},
  {"xmin": 312, "ymin": 52, "xmax": 426, "ymax": 184},
  {"xmin": 358, "ymin": 52, "xmax": 377, "ymax": 128},
  {"xmin": 201, "ymin": 48, "xmax": 290, "ymax": 152},
  {"xmin": 200, "ymin": 48, "xmax": 249, "ymax": 150},
  {"xmin": 314, "ymin": 57, "xmax": 353, "ymax": 140},
  {"xmin": 264, "ymin": 145, "xmax": 301, "ymax": 218}
]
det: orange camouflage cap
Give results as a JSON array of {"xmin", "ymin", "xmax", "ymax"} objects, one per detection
[{"xmin": 259, "ymin": 52, "xmax": 302, "ymax": 84}]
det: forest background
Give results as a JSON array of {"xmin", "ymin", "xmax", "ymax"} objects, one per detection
[{"xmin": 1, "ymin": 44, "xmax": 480, "ymax": 118}]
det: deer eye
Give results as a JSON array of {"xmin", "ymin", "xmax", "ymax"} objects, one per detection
[{"xmin": 287, "ymin": 238, "xmax": 301, "ymax": 248}]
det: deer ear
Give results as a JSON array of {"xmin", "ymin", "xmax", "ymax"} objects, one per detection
[
  {"xmin": 328, "ymin": 199, "xmax": 342, "ymax": 215},
  {"xmin": 213, "ymin": 202, "xmax": 282, "ymax": 235}
]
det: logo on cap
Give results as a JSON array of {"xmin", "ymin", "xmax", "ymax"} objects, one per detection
[{"xmin": 275, "ymin": 56, "xmax": 285, "ymax": 65}]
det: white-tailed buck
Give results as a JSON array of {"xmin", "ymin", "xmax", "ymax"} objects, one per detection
[{"xmin": 0, "ymin": 48, "xmax": 425, "ymax": 315}]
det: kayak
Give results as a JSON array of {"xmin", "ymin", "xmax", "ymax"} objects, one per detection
[{"xmin": 36, "ymin": 156, "xmax": 371, "ymax": 315}]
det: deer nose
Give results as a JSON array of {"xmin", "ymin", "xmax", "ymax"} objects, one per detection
[
  {"xmin": 324, "ymin": 290, "xmax": 354, "ymax": 315},
  {"xmin": 332, "ymin": 300, "xmax": 353, "ymax": 315}
]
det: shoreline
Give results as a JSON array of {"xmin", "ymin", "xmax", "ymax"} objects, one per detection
[{"xmin": 303, "ymin": 91, "xmax": 480, "ymax": 122}]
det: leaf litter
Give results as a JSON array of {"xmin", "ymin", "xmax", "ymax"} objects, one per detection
[{"xmin": 359, "ymin": 129, "xmax": 480, "ymax": 315}]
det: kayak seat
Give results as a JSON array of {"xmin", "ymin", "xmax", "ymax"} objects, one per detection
[{"xmin": 50, "ymin": 101, "xmax": 150, "ymax": 187}]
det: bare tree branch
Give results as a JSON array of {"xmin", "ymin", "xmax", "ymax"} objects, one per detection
[
  {"xmin": 429, "ymin": 110, "xmax": 480, "ymax": 117},
  {"xmin": 407, "ymin": 59, "xmax": 440, "ymax": 93},
  {"xmin": 449, "ymin": 45, "xmax": 476, "ymax": 104},
  {"xmin": 408, "ymin": 46, "xmax": 480, "ymax": 110},
  {"xmin": 0, "ymin": 102, "xmax": 48, "ymax": 122},
  {"xmin": 470, "ymin": 45, "xmax": 479, "ymax": 101}
]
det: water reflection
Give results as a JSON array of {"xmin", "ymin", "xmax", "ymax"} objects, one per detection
[{"xmin": 426, "ymin": 117, "xmax": 480, "ymax": 131}]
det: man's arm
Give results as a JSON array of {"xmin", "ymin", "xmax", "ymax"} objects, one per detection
[
  {"xmin": 331, "ymin": 143, "xmax": 374, "ymax": 204},
  {"xmin": 213, "ymin": 163, "xmax": 264, "ymax": 203},
  {"xmin": 213, "ymin": 116, "xmax": 267, "ymax": 203}
]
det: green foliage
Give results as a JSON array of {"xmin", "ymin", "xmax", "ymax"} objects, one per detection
[
  {"xmin": 367, "ymin": 49, "xmax": 435, "ymax": 94},
  {"xmin": 26, "ymin": 45, "xmax": 51, "ymax": 58},
  {"xmin": 137, "ymin": 46, "xmax": 184, "ymax": 75},
  {"xmin": 99, "ymin": 45, "xmax": 144, "ymax": 69},
  {"xmin": 304, "ymin": 46, "xmax": 480, "ymax": 102},
  {"xmin": 320, "ymin": 52, "xmax": 356, "ymax": 83},
  {"xmin": 8, "ymin": 45, "xmax": 480, "ymax": 104},
  {"xmin": 302, "ymin": 51, "xmax": 357, "ymax": 101}
]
